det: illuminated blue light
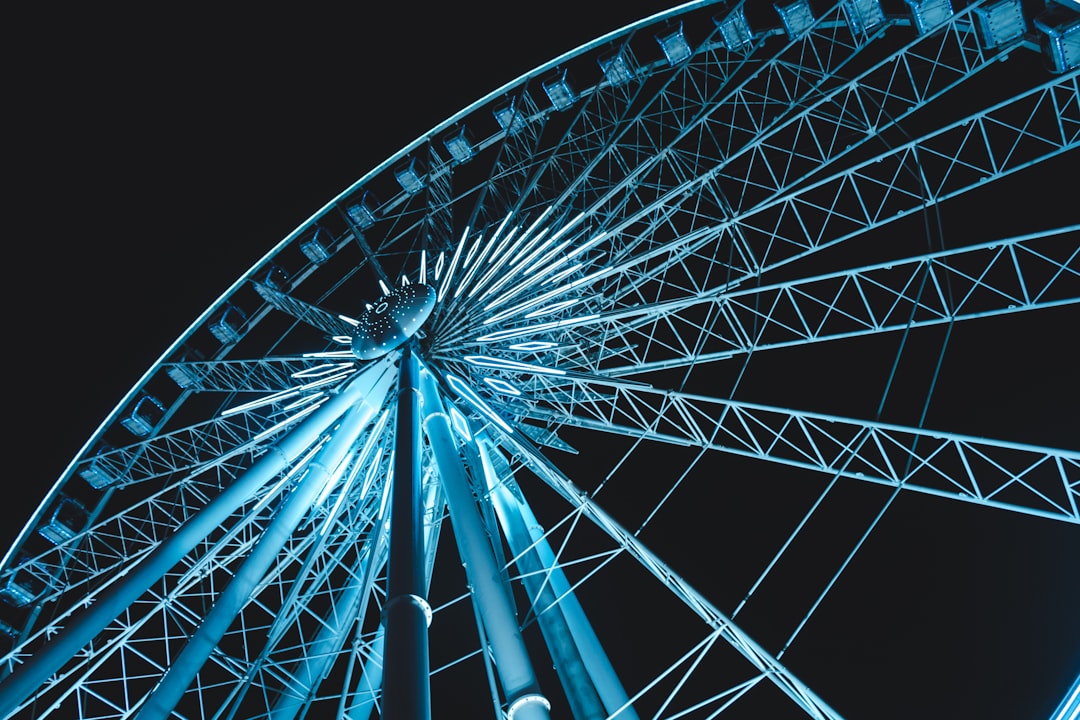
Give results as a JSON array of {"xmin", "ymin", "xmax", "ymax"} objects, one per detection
[
  {"xmin": 483, "ymin": 215, "xmax": 588, "ymax": 311},
  {"xmin": 498, "ymin": 209, "xmax": 582, "ymax": 272},
  {"xmin": 1049, "ymin": 667, "xmax": 1080, "ymax": 720},
  {"xmin": 468, "ymin": 221, "xmax": 522, "ymax": 297},
  {"xmin": 457, "ymin": 220, "xmax": 509, "ymax": 297},
  {"xmin": 507, "ymin": 341, "xmax": 559, "ymax": 352},
  {"xmin": 377, "ymin": 453, "xmax": 393, "ymax": 521},
  {"xmin": 482, "ymin": 284, "xmax": 568, "ymax": 326},
  {"xmin": 483, "ymin": 377, "xmax": 522, "ymax": 396},
  {"xmin": 487, "ymin": 222, "xmax": 518, "ymax": 264},
  {"xmin": 477, "ymin": 227, "xmax": 551, "ymax": 302},
  {"xmin": 526, "ymin": 231, "xmax": 607, "ymax": 284},
  {"xmin": 511, "ymin": 227, "xmax": 562, "ymax": 274},
  {"xmin": 543, "ymin": 262, "xmax": 584, "ymax": 286},
  {"xmin": 482, "ymin": 259, "xmax": 603, "ymax": 324},
  {"xmin": 445, "ymin": 373, "xmax": 512, "ymax": 432},
  {"xmin": 419, "ymin": 250, "xmax": 428, "ymax": 284},
  {"xmin": 437, "ymin": 226, "xmax": 471, "ymax": 301},
  {"xmin": 222, "ymin": 388, "xmax": 297, "ymax": 417},
  {"xmin": 504, "ymin": 223, "xmax": 548, "ymax": 265},
  {"xmin": 280, "ymin": 394, "xmax": 326, "ymax": 413},
  {"xmin": 291, "ymin": 362, "xmax": 354, "ymax": 379},
  {"xmin": 463, "ymin": 355, "xmax": 566, "ymax": 375},
  {"xmin": 483, "ymin": 222, "xmax": 717, "ymax": 326},
  {"xmin": 302, "ymin": 349, "xmax": 357, "ymax": 359},
  {"xmin": 460, "ymin": 229, "xmax": 486, "ymax": 271},
  {"xmin": 222, "ymin": 369, "xmax": 352, "ymax": 417},
  {"xmin": 475, "ymin": 314, "xmax": 600, "ymax": 343},
  {"xmin": 524, "ymin": 298, "xmax": 581, "ymax": 319},
  {"xmin": 539, "ymin": 212, "xmax": 584, "ymax": 247},
  {"xmin": 358, "ymin": 443, "xmax": 385, "ymax": 501},
  {"xmin": 449, "ymin": 405, "xmax": 472, "ymax": 441},
  {"xmin": 433, "ymin": 251, "xmax": 445, "ymax": 281},
  {"xmin": 378, "ymin": 279, "xmax": 391, "ymax": 296},
  {"xmin": 315, "ymin": 409, "xmax": 390, "ymax": 507},
  {"xmin": 469, "ymin": 225, "xmax": 522, "ymax": 298},
  {"xmin": 221, "ymin": 388, "xmax": 295, "ymax": 416},
  {"xmin": 522, "ymin": 205, "xmax": 555, "ymax": 239}
]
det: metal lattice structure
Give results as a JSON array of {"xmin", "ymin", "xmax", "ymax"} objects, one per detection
[{"xmin": 1, "ymin": 1, "xmax": 1078, "ymax": 718}]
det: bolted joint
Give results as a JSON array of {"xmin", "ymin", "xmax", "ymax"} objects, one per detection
[{"xmin": 382, "ymin": 593, "xmax": 433, "ymax": 628}]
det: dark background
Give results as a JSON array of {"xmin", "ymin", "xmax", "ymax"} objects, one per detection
[
  {"xmin": 3, "ymin": 1, "xmax": 1078, "ymax": 718},
  {"xmin": 4, "ymin": 0, "xmax": 679, "ymax": 502}
]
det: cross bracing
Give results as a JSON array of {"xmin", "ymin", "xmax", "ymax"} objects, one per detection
[
  {"xmin": 461, "ymin": 225, "xmax": 1079, "ymax": 373},
  {"xmin": 509, "ymin": 378, "xmax": 1080, "ymax": 523}
]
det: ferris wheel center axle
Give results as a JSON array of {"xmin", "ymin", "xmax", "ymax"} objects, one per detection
[{"xmin": 351, "ymin": 283, "xmax": 437, "ymax": 360}]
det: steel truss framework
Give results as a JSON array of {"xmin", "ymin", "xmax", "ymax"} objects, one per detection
[{"xmin": 1, "ymin": 1, "xmax": 1078, "ymax": 719}]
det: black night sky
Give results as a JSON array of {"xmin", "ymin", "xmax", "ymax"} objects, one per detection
[{"xmin": 3, "ymin": 2, "xmax": 1079, "ymax": 719}]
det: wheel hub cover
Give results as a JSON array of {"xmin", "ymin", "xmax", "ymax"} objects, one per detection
[{"xmin": 350, "ymin": 283, "xmax": 436, "ymax": 360}]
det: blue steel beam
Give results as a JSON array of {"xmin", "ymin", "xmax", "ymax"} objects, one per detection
[
  {"xmin": 1050, "ymin": 668, "xmax": 1080, "ymax": 720},
  {"xmin": 134, "ymin": 367, "xmax": 393, "ymax": 719},
  {"xmin": 497, "ymin": 432, "xmax": 846, "ymax": 720},
  {"xmin": 347, "ymin": 469, "xmax": 446, "ymax": 720},
  {"xmin": 459, "ymin": 434, "xmax": 605, "ymax": 720},
  {"xmin": 418, "ymin": 363, "xmax": 551, "ymax": 720},
  {"xmin": 268, "ymin": 547, "xmax": 377, "ymax": 720},
  {"xmin": 515, "ymin": 384, "xmax": 1080, "ymax": 523},
  {"xmin": 475, "ymin": 434, "xmax": 638, "ymax": 720},
  {"xmin": 0, "ymin": 355, "xmax": 396, "ymax": 720},
  {"xmin": 466, "ymin": 226, "xmax": 1080, "ymax": 370},
  {"xmin": 266, "ymin": 416, "xmax": 392, "ymax": 720},
  {"xmin": 381, "ymin": 346, "xmax": 432, "ymax": 720}
]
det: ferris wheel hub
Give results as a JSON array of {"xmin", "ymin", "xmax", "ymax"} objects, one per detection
[{"xmin": 350, "ymin": 283, "xmax": 436, "ymax": 360}]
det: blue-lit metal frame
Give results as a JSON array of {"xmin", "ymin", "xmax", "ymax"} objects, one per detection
[{"xmin": 0, "ymin": 0, "xmax": 1077, "ymax": 718}]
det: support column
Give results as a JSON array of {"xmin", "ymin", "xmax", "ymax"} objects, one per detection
[
  {"xmin": 381, "ymin": 346, "xmax": 431, "ymax": 720},
  {"xmin": 478, "ymin": 437, "xmax": 638, "ymax": 719},
  {"xmin": 0, "ymin": 356, "xmax": 395, "ymax": 719},
  {"xmin": 269, "ymin": 417, "xmax": 392, "ymax": 720},
  {"xmin": 418, "ymin": 365, "xmax": 550, "ymax": 720},
  {"xmin": 466, "ymin": 440, "xmax": 605, "ymax": 720},
  {"xmin": 136, "ymin": 375, "xmax": 391, "ymax": 719}
]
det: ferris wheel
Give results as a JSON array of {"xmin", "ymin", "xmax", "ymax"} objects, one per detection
[{"xmin": 1, "ymin": 1, "xmax": 1078, "ymax": 718}]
